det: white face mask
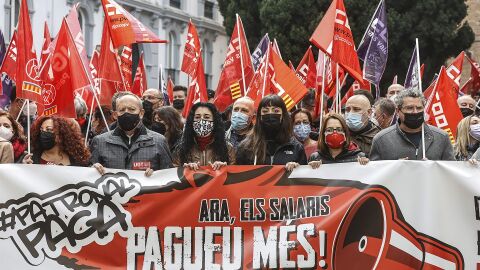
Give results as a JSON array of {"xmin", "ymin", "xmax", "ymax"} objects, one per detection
[
  {"xmin": 22, "ymin": 102, "xmax": 37, "ymax": 116},
  {"xmin": 0, "ymin": 126, "xmax": 13, "ymax": 141}
]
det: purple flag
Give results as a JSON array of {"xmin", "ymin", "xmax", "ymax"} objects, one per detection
[
  {"xmin": 0, "ymin": 30, "xmax": 5, "ymax": 62},
  {"xmin": 357, "ymin": 0, "xmax": 388, "ymax": 86},
  {"xmin": 404, "ymin": 44, "xmax": 420, "ymax": 90},
  {"xmin": 251, "ymin": 33, "xmax": 270, "ymax": 71},
  {"xmin": 0, "ymin": 30, "xmax": 12, "ymax": 110},
  {"xmin": 159, "ymin": 66, "xmax": 170, "ymax": 105}
]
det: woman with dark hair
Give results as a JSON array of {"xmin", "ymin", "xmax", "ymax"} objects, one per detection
[
  {"xmin": 0, "ymin": 111, "xmax": 27, "ymax": 162},
  {"xmin": 22, "ymin": 116, "xmax": 91, "ymax": 166},
  {"xmin": 172, "ymin": 102, "xmax": 235, "ymax": 170},
  {"xmin": 309, "ymin": 113, "xmax": 369, "ymax": 168},
  {"xmin": 236, "ymin": 95, "xmax": 307, "ymax": 170},
  {"xmin": 291, "ymin": 108, "xmax": 317, "ymax": 158},
  {"xmin": 152, "ymin": 106, "xmax": 184, "ymax": 151}
]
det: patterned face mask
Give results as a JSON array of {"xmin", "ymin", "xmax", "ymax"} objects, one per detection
[{"xmin": 193, "ymin": 119, "xmax": 214, "ymax": 137}]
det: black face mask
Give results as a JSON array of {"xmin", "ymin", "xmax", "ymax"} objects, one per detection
[
  {"xmin": 151, "ymin": 122, "xmax": 167, "ymax": 135},
  {"xmin": 118, "ymin": 112, "xmax": 141, "ymax": 131},
  {"xmin": 261, "ymin": 114, "xmax": 282, "ymax": 138},
  {"xmin": 173, "ymin": 99, "xmax": 185, "ymax": 110},
  {"xmin": 39, "ymin": 131, "xmax": 56, "ymax": 150},
  {"xmin": 402, "ymin": 111, "xmax": 424, "ymax": 129},
  {"xmin": 143, "ymin": 100, "xmax": 154, "ymax": 115},
  {"xmin": 461, "ymin": 107, "xmax": 474, "ymax": 118}
]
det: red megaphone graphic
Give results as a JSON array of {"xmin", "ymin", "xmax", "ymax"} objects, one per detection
[{"xmin": 332, "ymin": 189, "xmax": 463, "ymax": 269}]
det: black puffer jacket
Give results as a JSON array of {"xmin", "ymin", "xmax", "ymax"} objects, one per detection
[
  {"xmin": 236, "ymin": 137, "xmax": 307, "ymax": 165},
  {"xmin": 309, "ymin": 146, "xmax": 365, "ymax": 164}
]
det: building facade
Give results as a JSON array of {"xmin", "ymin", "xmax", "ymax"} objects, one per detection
[{"xmin": 0, "ymin": 0, "xmax": 229, "ymax": 90}]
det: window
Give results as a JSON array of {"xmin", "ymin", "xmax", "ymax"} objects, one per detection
[
  {"xmin": 170, "ymin": 0, "xmax": 181, "ymax": 9},
  {"xmin": 202, "ymin": 40, "xmax": 212, "ymax": 88},
  {"xmin": 78, "ymin": 9, "xmax": 85, "ymax": 31},
  {"xmin": 166, "ymin": 31, "xmax": 178, "ymax": 82},
  {"xmin": 204, "ymin": 1, "xmax": 214, "ymax": 19}
]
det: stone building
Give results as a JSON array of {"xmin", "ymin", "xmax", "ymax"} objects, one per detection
[{"xmin": 0, "ymin": 0, "xmax": 228, "ymax": 89}]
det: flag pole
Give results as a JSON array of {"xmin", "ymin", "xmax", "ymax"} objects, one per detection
[
  {"xmin": 16, "ymin": 100, "xmax": 27, "ymax": 122},
  {"xmin": 336, "ymin": 63, "xmax": 340, "ymax": 113},
  {"xmin": 84, "ymin": 93, "xmax": 95, "ymax": 146},
  {"xmin": 236, "ymin": 14, "xmax": 247, "ymax": 93},
  {"xmin": 415, "ymin": 38, "xmax": 426, "ymax": 159},
  {"xmin": 261, "ymin": 45, "xmax": 271, "ymax": 98},
  {"xmin": 359, "ymin": 0, "xmax": 383, "ymax": 46},
  {"xmin": 26, "ymin": 99, "xmax": 31, "ymax": 154},
  {"xmin": 319, "ymin": 51, "xmax": 327, "ymax": 132}
]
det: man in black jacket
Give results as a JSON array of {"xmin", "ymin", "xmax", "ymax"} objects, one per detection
[{"xmin": 91, "ymin": 93, "xmax": 172, "ymax": 176}]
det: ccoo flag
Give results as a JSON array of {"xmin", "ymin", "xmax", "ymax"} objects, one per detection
[
  {"xmin": 101, "ymin": 0, "xmax": 167, "ymax": 48},
  {"xmin": 357, "ymin": 0, "xmax": 388, "ymax": 86},
  {"xmin": 310, "ymin": 0, "xmax": 363, "ymax": 83},
  {"xmin": 425, "ymin": 66, "xmax": 462, "ymax": 143}
]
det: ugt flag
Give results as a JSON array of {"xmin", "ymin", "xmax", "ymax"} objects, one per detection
[
  {"xmin": 357, "ymin": 0, "xmax": 388, "ymax": 86},
  {"xmin": 251, "ymin": 33, "xmax": 270, "ymax": 71},
  {"xmin": 404, "ymin": 44, "xmax": 421, "ymax": 90}
]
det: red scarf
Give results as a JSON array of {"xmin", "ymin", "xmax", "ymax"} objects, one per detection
[
  {"xmin": 11, "ymin": 138, "xmax": 27, "ymax": 161},
  {"xmin": 196, "ymin": 135, "xmax": 213, "ymax": 151}
]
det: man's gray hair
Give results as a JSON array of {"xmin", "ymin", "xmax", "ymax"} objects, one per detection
[
  {"xmin": 74, "ymin": 96, "xmax": 87, "ymax": 118},
  {"xmin": 394, "ymin": 88, "xmax": 426, "ymax": 108}
]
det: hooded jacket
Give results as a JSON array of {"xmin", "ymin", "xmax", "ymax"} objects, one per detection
[{"xmin": 236, "ymin": 137, "xmax": 307, "ymax": 165}]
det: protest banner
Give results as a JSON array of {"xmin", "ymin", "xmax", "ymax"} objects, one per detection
[{"xmin": 0, "ymin": 162, "xmax": 477, "ymax": 269}]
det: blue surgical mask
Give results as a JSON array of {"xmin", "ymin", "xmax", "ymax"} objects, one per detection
[
  {"xmin": 345, "ymin": 112, "xmax": 366, "ymax": 131},
  {"xmin": 230, "ymin": 111, "xmax": 250, "ymax": 131},
  {"xmin": 294, "ymin": 123, "xmax": 311, "ymax": 142},
  {"xmin": 470, "ymin": 124, "xmax": 480, "ymax": 141}
]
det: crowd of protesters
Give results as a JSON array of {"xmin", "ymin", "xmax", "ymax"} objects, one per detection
[{"xmin": 0, "ymin": 82, "xmax": 478, "ymax": 176}]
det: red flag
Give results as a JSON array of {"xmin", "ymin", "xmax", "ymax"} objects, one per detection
[
  {"xmin": 16, "ymin": 0, "xmax": 43, "ymax": 105},
  {"xmin": 66, "ymin": 3, "xmax": 94, "ymax": 86},
  {"xmin": 310, "ymin": 0, "xmax": 363, "ymax": 83},
  {"xmin": 246, "ymin": 44, "xmax": 274, "ymax": 109},
  {"xmin": 270, "ymin": 50, "xmax": 309, "ymax": 110},
  {"xmin": 40, "ymin": 22, "xmax": 51, "ymax": 68},
  {"xmin": 98, "ymin": 19, "xmax": 125, "ymax": 105},
  {"xmin": 272, "ymin": 38, "xmax": 283, "ymax": 60},
  {"xmin": 342, "ymin": 79, "xmax": 371, "ymax": 104},
  {"xmin": 462, "ymin": 57, "xmax": 480, "ymax": 96},
  {"xmin": 79, "ymin": 50, "xmax": 100, "ymax": 113},
  {"xmin": 295, "ymin": 46, "xmax": 317, "ymax": 88},
  {"xmin": 444, "ymin": 52, "xmax": 465, "ymax": 97},
  {"xmin": 0, "ymin": 32, "xmax": 17, "ymax": 84},
  {"xmin": 181, "ymin": 21, "xmax": 201, "ymax": 77},
  {"xmin": 101, "ymin": 0, "xmax": 167, "ymax": 48},
  {"xmin": 41, "ymin": 19, "xmax": 88, "ymax": 118},
  {"xmin": 213, "ymin": 14, "xmax": 254, "ymax": 112},
  {"xmin": 119, "ymin": 45, "xmax": 133, "ymax": 91},
  {"xmin": 167, "ymin": 78, "xmax": 174, "ymax": 104},
  {"xmin": 182, "ymin": 57, "xmax": 208, "ymax": 118},
  {"xmin": 425, "ymin": 66, "xmax": 462, "ymax": 144},
  {"xmin": 247, "ymin": 45, "xmax": 308, "ymax": 111},
  {"xmin": 131, "ymin": 52, "xmax": 147, "ymax": 97}
]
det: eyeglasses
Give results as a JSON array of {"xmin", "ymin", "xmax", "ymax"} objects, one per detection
[{"xmin": 325, "ymin": 127, "xmax": 344, "ymax": 133}]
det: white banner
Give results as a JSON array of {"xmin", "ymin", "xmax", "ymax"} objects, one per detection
[{"xmin": 0, "ymin": 161, "xmax": 478, "ymax": 269}]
